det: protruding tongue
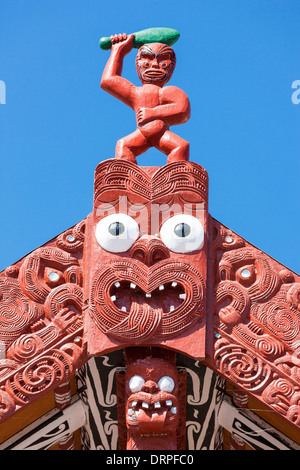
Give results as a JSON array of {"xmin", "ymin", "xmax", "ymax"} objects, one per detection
[
  {"xmin": 136, "ymin": 407, "xmax": 168, "ymax": 431},
  {"xmin": 107, "ymin": 302, "xmax": 162, "ymax": 342}
]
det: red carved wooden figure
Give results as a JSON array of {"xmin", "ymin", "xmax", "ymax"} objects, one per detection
[
  {"xmin": 100, "ymin": 34, "xmax": 191, "ymax": 163},
  {"xmin": 0, "ymin": 28, "xmax": 299, "ymax": 450},
  {"xmin": 84, "ymin": 159, "xmax": 209, "ymax": 359},
  {"xmin": 125, "ymin": 356, "xmax": 179, "ymax": 450}
]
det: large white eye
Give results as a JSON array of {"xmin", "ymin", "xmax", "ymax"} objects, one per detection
[
  {"xmin": 160, "ymin": 214, "xmax": 204, "ymax": 253},
  {"xmin": 158, "ymin": 376, "xmax": 175, "ymax": 393},
  {"xmin": 129, "ymin": 375, "xmax": 145, "ymax": 393},
  {"xmin": 95, "ymin": 213, "xmax": 139, "ymax": 253}
]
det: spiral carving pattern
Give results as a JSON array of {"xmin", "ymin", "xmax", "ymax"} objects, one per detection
[
  {"xmin": 7, "ymin": 334, "xmax": 44, "ymax": 363},
  {"xmin": 211, "ymin": 220, "xmax": 300, "ymax": 430},
  {"xmin": 0, "ymin": 389, "xmax": 16, "ymax": 419},
  {"xmin": 0, "ymin": 221, "xmax": 85, "ymax": 423},
  {"xmin": 214, "ymin": 338, "xmax": 272, "ymax": 392}
]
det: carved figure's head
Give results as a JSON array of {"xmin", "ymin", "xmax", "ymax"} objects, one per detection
[
  {"xmin": 136, "ymin": 43, "xmax": 176, "ymax": 86},
  {"xmin": 84, "ymin": 160, "xmax": 209, "ymax": 358},
  {"xmin": 125, "ymin": 357, "xmax": 179, "ymax": 437}
]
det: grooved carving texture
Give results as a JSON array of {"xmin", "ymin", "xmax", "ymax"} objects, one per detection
[
  {"xmin": 204, "ymin": 220, "xmax": 300, "ymax": 429},
  {"xmin": 85, "ymin": 160, "xmax": 209, "ymax": 358},
  {"xmin": 1, "ymin": 160, "xmax": 299, "ymax": 438},
  {"xmin": 0, "ymin": 220, "xmax": 87, "ymax": 422}
]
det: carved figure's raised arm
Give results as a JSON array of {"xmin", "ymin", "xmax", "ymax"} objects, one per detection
[{"xmin": 100, "ymin": 33, "xmax": 136, "ymax": 108}]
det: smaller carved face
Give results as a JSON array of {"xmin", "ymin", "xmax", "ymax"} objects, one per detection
[
  {"xmin": 125, "ymin": 357, "xmax": 179, "ymax": 436},
  {"xmin": 136, "ymin": 43, "xmax": 176, "ymax": 86}
]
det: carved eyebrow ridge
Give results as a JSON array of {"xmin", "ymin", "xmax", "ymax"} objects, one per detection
[
  {"xmin": 157, "ymin": 44, "xmax": 176, "ymax": 59},
  {"xmin": 139, "ymin": 44, "xmax": 155, "ymax": 57}
]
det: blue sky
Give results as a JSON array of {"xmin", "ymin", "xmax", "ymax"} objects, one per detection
[{"xmin": 0, "ymin": 0, "xmax": 299, "ymax": 273}]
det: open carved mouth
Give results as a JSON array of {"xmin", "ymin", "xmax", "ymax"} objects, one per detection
[
  {"xmin": 126, "ymin": 392, "xmax": 178, "ymax": 434},
  {"xmin": 109, "ymin": 280, "xmax": 186, "ymax": 314},
  {"xmin": 90, "ymin": 260, "xmax": 204, "ymax": 342},
  {"xmin": 143, "ymin": 71, "xmax": 166, "ymax": 81}
]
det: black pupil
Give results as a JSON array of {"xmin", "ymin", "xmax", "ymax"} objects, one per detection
[
  {"xmin": 109, "ymin": 222, "xmax": 125, "ymax": 236},
  {"xmin": 174, "ymin": 223, "xmax": 190, "ymax": 238}
]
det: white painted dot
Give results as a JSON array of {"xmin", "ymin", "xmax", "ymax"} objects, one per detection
[
  {"xmin": 241, "ymin": 269, "xmax": 251, "ymax": 278},
  {"xmin": 129, "ymin": 375, "xmax": 145, "ymax": 393},
  {"xmin": 158, "ymin": 376, "xmax": 175, "ymax": 393}
]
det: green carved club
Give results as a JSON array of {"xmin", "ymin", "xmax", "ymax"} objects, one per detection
[{"xmin": 99, "ymin": 27, "xmax": 180, "ymax": 50}]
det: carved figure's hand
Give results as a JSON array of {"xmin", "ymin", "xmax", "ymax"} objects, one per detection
[
  {"xmin": 52, "ymin": 307, "xmax": 78, "ymax": 332},
  {"xmin": 137, "ymin": 107, "xmax": 153, "ymax": 125},
  {"xmin": 110, "ymin": 33, "xmax": 134, "ymax": 55}
]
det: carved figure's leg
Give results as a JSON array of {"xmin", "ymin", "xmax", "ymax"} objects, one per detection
[
  {"xmin": 115, "ymin": 129, "xmax": 151, "ymax": 163},
  {"xmin": 156, "ymin": 130, "xmax": 190, "ymax": 163}
]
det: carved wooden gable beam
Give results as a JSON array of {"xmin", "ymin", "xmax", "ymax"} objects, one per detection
[
  {"xmin": 204, "ymin": 219, "xmax": 300, "ymax": 430},
  {"xmin": 0, "ymin": 220, "xmax": 88, "ymax": 423},
  {"xmin": 1, "ymin": 25, "xmax": 298, "ymax": 449},
  {"xmin": 0, "ymin": 159, "xmax": 299, "ymax": 438}
]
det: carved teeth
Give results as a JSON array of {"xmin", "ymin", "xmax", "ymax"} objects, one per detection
[
  {"xmin": 154, "ymin": 402, "xmax": 161, "ymax": 409},
  {"xmin": 142, "ymin": 402, "xmax": 149, "ymax": 409},
  {"xmin": 114, "ymin": 282, "xmax": 120, "ymax": 288},
  {"xmin": 170, "ymin": 306, "xmax": 175, "ymax": 312},
  {"xmin": 166, "ymin": 400, "xmax": 172, "ymax": 407},
  {"xmin": 179, "ymin": 293, "xmax": 186, "ymax": 299},
  {"xmin": 130, "ymin": 283, "xmax": 136, "ymax": 289},
  {"xmin": 159, "ymin": 285, "xmax": 164, "ymax": 290},
  {"xmin": 128, "ymin": 408, "xmax": 135, "ymax": 416},
  {"xmin": 131, "ymin": 401, "xmax": 138, "ymax": 407},
  {"xmin": 110, "ymin": 295, "xmax": 116, "ymax": 302},
  {"xmin": 171, "ymin": 282, "xmax": 177, "ymax": 287},
  {"xmin": 170, "ymin": 407, "xmax": 177, "ymax": 414}
]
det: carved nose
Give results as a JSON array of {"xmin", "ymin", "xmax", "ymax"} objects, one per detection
[
  {"xmin": 142, "ymin": 380, "xmax": 159, "ymax": 394},
  {"xmin": 129, "ymin": 236, "xmax": 169, "ymax": 266}
]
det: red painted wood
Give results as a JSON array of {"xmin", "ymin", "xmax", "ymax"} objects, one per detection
[{"xmin": 101, "ymin": 35, "xmax": 190, "ymax": 164}]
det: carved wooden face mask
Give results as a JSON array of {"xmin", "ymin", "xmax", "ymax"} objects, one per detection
[
  {"xmin": 135, "ymin": 43, "xmax": 176, "ymax": 86},
  {"xmin": 125, "ymin": 357, "xmax": 179, "ymax": 437},
  {"xmin": 84, "ymin": 160, "xmax": 209, "ymax": 359}
]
